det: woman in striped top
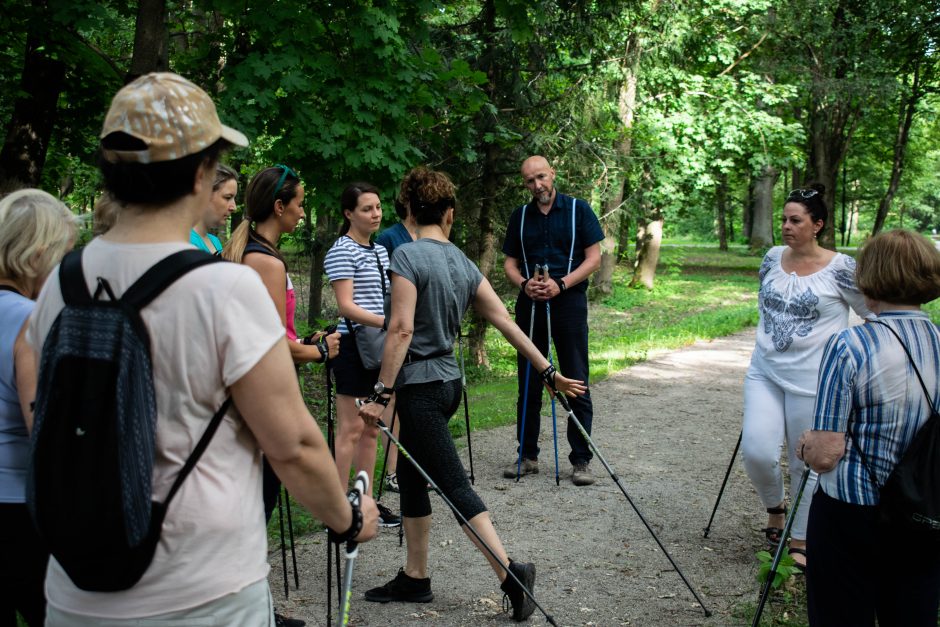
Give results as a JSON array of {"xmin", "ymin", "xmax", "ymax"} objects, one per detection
[
  {"xmin": 798, "ymin": 229, "xmax": 940, "ymax": 626},
  {"xmin": 325, "ymin": 183, "xmax": 399, "ymax": 527}
]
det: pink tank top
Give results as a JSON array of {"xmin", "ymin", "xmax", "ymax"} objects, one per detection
[{"xmin": 285, "ymin": 275, "xmax": 297, "ymax": 341}]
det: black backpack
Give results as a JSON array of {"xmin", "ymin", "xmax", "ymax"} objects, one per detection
[
  {"xmin": 27, "ymin": 248, "xmax": 232, "ymax": 591},
  {"xmin": 850, "ymin": 320, "xmax": 940, "ymax": 539}
]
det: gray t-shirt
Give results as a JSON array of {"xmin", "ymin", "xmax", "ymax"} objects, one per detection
[{"xmin": 389, "ymin": 239, "xmax": 483, "ymax": 387}]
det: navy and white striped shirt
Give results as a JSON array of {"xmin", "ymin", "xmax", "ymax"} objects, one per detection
[
  {"xmin": 814, "ymin": 311, "xmax": 940, "ymax": 505},
  {"xmin": 324, "ymin": 235, "xmax": 389, "ymax": 335}
]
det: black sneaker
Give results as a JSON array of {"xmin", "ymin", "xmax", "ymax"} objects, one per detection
[
  {"xmin": 377, "ymin": 503, "xmax": 401, "ymax": 528},
  {"xmin": 273, "ymin": 611, "xmax": 305, "ymax": 626},
  {"xmin": 364, "ymin": 567, "xmax": 433, "ymax": 603},
  {"xmin": 501, "ymin": 560, "xmax": 536, "ymax": 622}
]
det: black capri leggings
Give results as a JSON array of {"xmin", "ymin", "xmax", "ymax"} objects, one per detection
[{"xmin": 397, "ymin": 379, "xmax": 486, "ymax": 523}]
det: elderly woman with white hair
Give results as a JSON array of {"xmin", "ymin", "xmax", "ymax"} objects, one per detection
[{"xmin": 0, "ymin": 189, "xmax": 78, "ymax": 626}]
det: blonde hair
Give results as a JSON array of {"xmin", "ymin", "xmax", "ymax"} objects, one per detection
[
  {"xmin": 0, "ymin": 189, "xmax": 79, "ymax": 288},
  {"xmin": 856, "ymin": 229, "xmax": 940, "ymax": 305}
]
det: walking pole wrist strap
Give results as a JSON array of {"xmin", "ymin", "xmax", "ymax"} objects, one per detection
[
  {"xmin": 539, "ymin": 364, "xmax": 557, "ymax": 390},
  {"xmin": 328, "ymin": 499, "xmax": 363, "ymax": 543}
]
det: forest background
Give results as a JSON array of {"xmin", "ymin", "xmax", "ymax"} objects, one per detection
[{"xmin": 2, "ymin": 0, "xmax": 940, "ymax": 362}]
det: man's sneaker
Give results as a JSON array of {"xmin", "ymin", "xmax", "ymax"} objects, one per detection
[
  {"xmin": 378, "ymin": 503, "xmax": 401, "ymax": 528},
  {"xmin": 384, "ymin": 472, "xmax": 400, "ymax": 493},
  {"xmin": 364, "ymin": 567, "xmax": 433, "ymax": 603},
  {"xmin": 502, "ymin": 458, "xmax": 539, "ymax": 479},
  {"xmin": 500, "ymin": 560, "xmax": 536, "ymax": 622},
  {"xmin": 571, "ymin": 463, "xmax": 595, "ymax": 486},
  {"xmin": 273, "ymin": 611, "xmax": 305, "ymax": 627}
]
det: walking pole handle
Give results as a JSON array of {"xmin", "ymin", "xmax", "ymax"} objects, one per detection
[{"xmin": 345, "ymin": 471, "xmax": 369, "ymax": 557}]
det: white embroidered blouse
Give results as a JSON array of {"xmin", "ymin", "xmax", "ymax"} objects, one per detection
[{"xmin": 749, "ymin": 246, "xmax": 872, "ymax": 396}]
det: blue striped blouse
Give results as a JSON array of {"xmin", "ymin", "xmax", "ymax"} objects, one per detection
[{"xmin": 814, "ymin": 310, "xmax": 940, "ymax": 505}]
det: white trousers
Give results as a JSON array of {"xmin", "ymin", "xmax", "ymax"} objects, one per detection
[{"xmin": 741, "ymin": 368, "xmax": 818, "ymax": 541}]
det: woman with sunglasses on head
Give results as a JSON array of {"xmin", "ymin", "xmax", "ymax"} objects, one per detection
[
  {"xmin": 222, "ymin": 165, "xmax": 340, "ymax": 627},
  {"xmin": 324, "ymin": 182, "xmax": 400, "ymax": 528},
  {"xmin": 190, "ymin": 163, "xmax": 238, "ymax": 254},
  {"xmin": 741, "ymin": 183, "xmax": 871, "ymax": 572}
]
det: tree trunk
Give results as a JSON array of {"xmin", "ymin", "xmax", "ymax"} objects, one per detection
[
  {"xmin": 630, "ymin": 211, "xmax": 663, "ymax": 290},
  {"xmin": 126, "ymin": 0, "xmax": 168, "ymax": 83},
  {"xmin": 871, "ymin": 64, "xmax": 920, "ymax": 236},
  {"xmin": 593, "ymin": 34, "xmax": 640, "ymax": 299},
  {"xmin": 743, "ymin": 178, "xmax": 753, "ymax": 240},
  {"xmin": 716, "ymin": 172, "xmax": 728, "ymax": 251},
  {"xmin": 307, "ymin": 208, "xmax": 336, "ymax": 325},
  {"xmin": 0, "ymin": 29, "xmax": 66, "ymax": 191},
  {"xmin": 749, "ymin": 165, "xmax": 777, "ymax": 250}
]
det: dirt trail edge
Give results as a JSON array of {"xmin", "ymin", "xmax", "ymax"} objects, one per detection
[{"xmin": 271, "ymin": 328, "xmax": 769, "ymax": 626}]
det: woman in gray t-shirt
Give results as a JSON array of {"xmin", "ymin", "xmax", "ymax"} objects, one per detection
[{"xmin": 358, "ymin": 168, "xmax": 586, "ymax": 622}]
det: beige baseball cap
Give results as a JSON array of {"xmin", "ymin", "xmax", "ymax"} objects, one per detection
[{"xmin": 100, "ymin": 72, "xmax": 248, "ymax": 164}]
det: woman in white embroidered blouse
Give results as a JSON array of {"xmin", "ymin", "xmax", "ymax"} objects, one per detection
[{"xmin": 741, "ymin": 183, "xmax": 870, "ymax": 571}]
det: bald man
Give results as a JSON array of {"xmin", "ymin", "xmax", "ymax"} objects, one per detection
[{"xmin": 501, "ymin": 156, "xmax": 603, "ymax": 486}]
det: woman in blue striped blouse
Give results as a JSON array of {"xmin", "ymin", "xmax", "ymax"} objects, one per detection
[{"xmin": 798, "ymin": 229, "xmax": 940, "ymax": 626}]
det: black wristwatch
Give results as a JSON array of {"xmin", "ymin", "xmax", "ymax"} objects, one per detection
[
  {"xmin": 557, "ymin": 279, "xmax": 567, "ymax": 293},
  {"xmin": 374, "ymin": 380, "xmax": 393, "ymax": 395}
]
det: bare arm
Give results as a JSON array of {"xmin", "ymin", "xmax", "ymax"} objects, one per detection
[
  {"xmin": 796, "ymin": 429, "xmax": 847, "ymax": 474},
  {"xmin": 13, "ymin": 319, "xmax": 36, "ymax": 432},
  {"xmin": 472, "ymin": 278, "xmax": 586, "ymax": 398},
  {"xmin": 332, "ymin": 278, "xmax": 385, "ymax": 328},
  {"xmin": 233, "ymin": 340, "xmax": 378, "ymax": 541},
  {"xmin": 358, "ymin": 274, "xmax": 415, "ymax": 424}
]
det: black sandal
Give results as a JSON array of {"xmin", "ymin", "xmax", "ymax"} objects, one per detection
[
  {"xmin": 788, "ymin": 546, "xmax": 807, "ymax": 573},
  {"xmin": 760, "ymin": 506, "xmax": 786, "ymax": 546}
]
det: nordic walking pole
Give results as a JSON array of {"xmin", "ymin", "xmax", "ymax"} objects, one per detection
[
  {"xmin": 751, "ymin": 467, "xmax": 810, "ymax": 627},
  {"xmin": 545, "ymin": 372, "xmax": 712, "ymax": 617},
  {"xmin": 276, "ymin": 489, "xmax": 290, "ymax": 598},
  {"xmin": 337, "ymin": 471, "xmax": 369, "ymax": 627},
  {"xmin": 543, "ymin": 283, "xmax": 560, "ymax": 487},
  {"xmin": 458, "ymin": 329, "xmax": 475, "ymax": 484},
  {"xmin": 285, "ymin": 489, "xmax": 299, "ymax": 589},
  {"xmin": 371, "ymin": 415, "xmax": 560, "ymax": 627},
  {"xmin": 377, "ymin": 408, "xmax": 396, "ymax": 500},
  {"xmin": 325, "ymin": 362, "xmax": 337, "ymax": 626},
  {"xmin": 703, "ymin": 430, "xmax": 742, "ymax": 538},
  {"xmin": 514, "ymin": 276, "xmax": 538, "ymax": 482}
]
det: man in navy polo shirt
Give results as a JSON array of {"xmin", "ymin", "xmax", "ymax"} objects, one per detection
[{"xmin": 501, "ymin": 155, "xmax": 603, "ymax": 486}]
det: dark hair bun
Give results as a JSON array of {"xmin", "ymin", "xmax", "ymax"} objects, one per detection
[{"xmin": 808, "ymin": 182, "xmax": 826, "ymax": 195}]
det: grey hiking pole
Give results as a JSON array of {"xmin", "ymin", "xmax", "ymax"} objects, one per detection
[
  {"xmin": 751, "ymin": 467, "xmax": 810, "ymax": 627},
  {"xmin": 371, "ymin": 416, "xmax": 560, "ymax": 626},
  {"xmin": 337, "ymin": 471, "xmax": 369, "ymax": 627},
  {"xmin": 458, "ymin": 329, "xmax": 475, "ymax": 484},
  {"xmin": 703, "ymin": 430, "xmax": 742, "ymax": 538},
  {"xmin": 542, "ymin": 367, "xmax": 712, "ymax": 617}
]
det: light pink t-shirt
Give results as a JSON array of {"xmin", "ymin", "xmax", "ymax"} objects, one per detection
[{"xmin": 27, "ymin": 238, "xmax": 284, "ymax": 618}]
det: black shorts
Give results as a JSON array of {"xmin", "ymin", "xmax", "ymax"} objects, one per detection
[{"xmin": 331, "ymin": 333, "xmax": 379, "ymax": 397}]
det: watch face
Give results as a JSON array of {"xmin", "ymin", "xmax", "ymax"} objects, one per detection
[{"xmin": 374, "ymin": 381, "xmax": 385, "ymax": 394}]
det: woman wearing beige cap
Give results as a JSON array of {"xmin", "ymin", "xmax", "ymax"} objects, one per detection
[{"xmin": 28, "ymin": 73, "xmax": 377, "ymax": 627}]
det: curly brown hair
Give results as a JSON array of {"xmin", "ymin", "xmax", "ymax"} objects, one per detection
[{"xmin": 408, "ymin": 167, "xmax": 456, "ymax": 226}]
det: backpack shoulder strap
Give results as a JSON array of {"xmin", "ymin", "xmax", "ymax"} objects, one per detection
[
  {"xmin": 59, "ymin": 249, "xmax": 93, "ymax": 306},
  {"xmin": 122, "ymin": 250, "xmax": 222, "ymax": 310},
  {"xmin": 162, "ymin": 397, "xmax": 233, "ymax": 508}
]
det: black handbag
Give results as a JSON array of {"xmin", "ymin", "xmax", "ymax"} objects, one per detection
[{"xmin": 344, "ymin": 249, "xmax": 387, "ymax": 370}]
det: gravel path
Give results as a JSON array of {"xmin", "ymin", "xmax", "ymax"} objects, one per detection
[{"xmin": 269, "ymin": 329, "xmax": 771, "ymax": 626}]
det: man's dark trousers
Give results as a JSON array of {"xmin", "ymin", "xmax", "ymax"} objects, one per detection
[{"xmin": 514, "ymin": 288, "xmax": 593, "ymax": 465}]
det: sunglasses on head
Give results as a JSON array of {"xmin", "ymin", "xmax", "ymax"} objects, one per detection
[
  {"xmin": 788, "ymin": 188, "xmax": 818, "ymax": 200},
  {"xmin": 273, "ymin": 164, "xmax": 298, "ymax": 199}
]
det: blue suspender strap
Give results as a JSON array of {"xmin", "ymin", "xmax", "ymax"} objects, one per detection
[{"xmin": 519, "ymin": 204, "xmax": 530, "ymax": 279}]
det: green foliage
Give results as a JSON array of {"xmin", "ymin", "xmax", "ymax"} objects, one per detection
[{"xmin": 756, "ymin": 547, "xmax": 799, "ymax": 590}]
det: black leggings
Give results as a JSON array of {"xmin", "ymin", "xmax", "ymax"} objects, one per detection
[
  {"xmin": 397, "ymin": 379, "xmax": 486, "ymax": 523},
  {"xmin": 0, "ymin": 503, "xmax": 48, "ymax": 627}
]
